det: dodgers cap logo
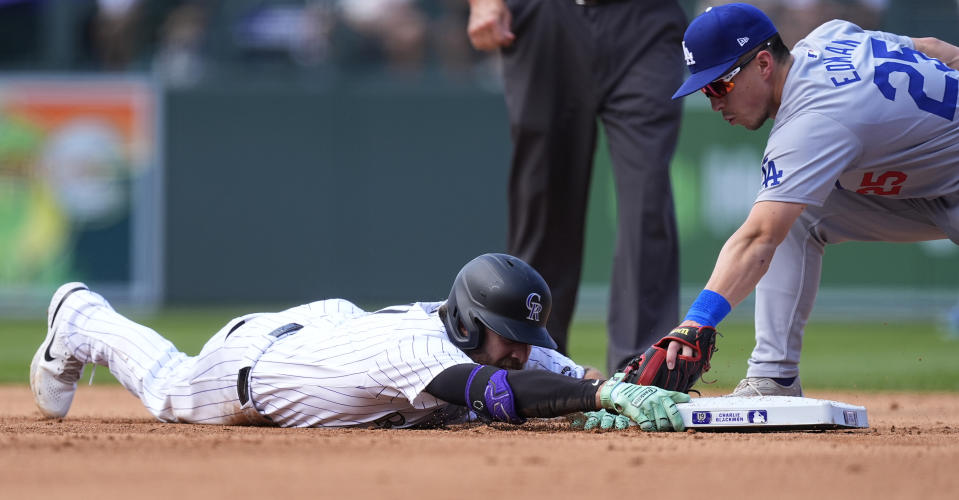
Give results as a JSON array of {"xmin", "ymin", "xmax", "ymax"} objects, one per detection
[{"xmin": 672, "ymin": 3, "xmax": 779, "ymax": 99}]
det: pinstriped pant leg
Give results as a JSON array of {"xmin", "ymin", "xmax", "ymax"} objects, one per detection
[
  {"xmin": 58, "ymin": 290, "xmax": 191, "ymax": 421},
  {"xmin": 61, "ymin": 289, "xmax": 262, "ymax": 424}
]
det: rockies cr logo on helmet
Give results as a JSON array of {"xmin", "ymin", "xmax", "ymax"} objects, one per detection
[{"xmin": 525, "ymin": 293, "xmax": 542, "ymax": 321}]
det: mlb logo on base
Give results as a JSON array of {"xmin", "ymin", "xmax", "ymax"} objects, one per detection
[{"xmin": 748, "ymin": 410, "xmax": 768, "ymax": 424}]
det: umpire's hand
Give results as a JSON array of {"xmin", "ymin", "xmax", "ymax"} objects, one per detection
[{"xmin": 467, "ymin": 0, "xmax": 515, "ymax": 51}]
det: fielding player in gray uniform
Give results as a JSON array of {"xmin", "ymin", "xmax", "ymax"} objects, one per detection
[
  {"xmin": 663, "ymin": 3, "xmax": 959, "ymax": 396},
  {"xmin": 31, "ymin": 253, "xmax": 689, "ymax": 430}
]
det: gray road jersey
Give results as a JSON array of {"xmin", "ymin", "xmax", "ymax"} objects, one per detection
[{"xmin": 757, "ymin": 20, "xmax": 959, "ymax": 207}]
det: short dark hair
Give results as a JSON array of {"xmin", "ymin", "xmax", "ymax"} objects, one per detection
[
  {"xmin": 766, "ymin": 34, "xmax": 790, "ymax": 62},
  {"xmin": 736, "ymin": 34, "xmax": 789, "ymax": 66}
]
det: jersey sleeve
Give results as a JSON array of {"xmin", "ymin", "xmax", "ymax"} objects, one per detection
[
  {"xmin": 523, "ymin": 347, "xmax": 586, "ymax": 378},
  {"xmin": 757, "ymin": 112, "xmax": 863, "ymax": 206},
  {"xmin": 366, "ymin": 335, "xmax": 474, "ymax": 410},
  {"xmin": 863, "ymin": 28, "xmax": 915, "ymax": 51}
]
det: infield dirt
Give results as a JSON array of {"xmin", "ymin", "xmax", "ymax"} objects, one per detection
[{"xmin": 2, "ymin": 385, "xmax": 957, "ymax": 499}]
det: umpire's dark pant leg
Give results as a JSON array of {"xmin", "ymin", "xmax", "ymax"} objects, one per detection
[
  {"xmin": 502, "ymin": 0, "xmax": 599, "ymax": 354},
  {"xmin": 598, "ymin": 0, "xmax": 686, "ymax": 372}
]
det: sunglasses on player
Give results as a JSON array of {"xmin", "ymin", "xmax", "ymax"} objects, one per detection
[{"xmin": 700, "ymin": 42, "xmax": 771, "ymax": 98}]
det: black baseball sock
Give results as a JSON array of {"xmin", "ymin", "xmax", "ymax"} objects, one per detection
[{"xmin": 772, "ymin": 376, "xmax": 796, "ymax": 386}]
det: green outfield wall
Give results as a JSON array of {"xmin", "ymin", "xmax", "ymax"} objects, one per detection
[
  {"xmin": 162, "ymin": 81, "xmax": 512, "ymax": 305},
  {"xmin": 163, "ymin": 81, "xmax": 957, "ymax": 317},
  {"xmin": 2, "ymin": 78, "xmax": 956, "ymax": 320}
]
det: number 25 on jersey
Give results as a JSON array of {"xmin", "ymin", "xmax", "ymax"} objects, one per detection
[
  {"xmin": 855, "ymin": 170, "xmax": 908, "ymax": 195},
  {"xmin": 870, "ymin": 38, "xmax": 958, "ymax": 121}
]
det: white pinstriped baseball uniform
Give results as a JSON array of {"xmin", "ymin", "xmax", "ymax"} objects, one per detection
[
  {"xmin": 55, "ymin": 288, "xmax": 585, "ymax": 428},
  {"xmin": 747, "ymin": 20, "xmax": 959, "ymax": 378}
]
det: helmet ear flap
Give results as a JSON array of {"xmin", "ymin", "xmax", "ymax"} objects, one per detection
[
  {"xmin": 463, "ymin": 313, "xmax": 485, "ymax": 350},
  {"xmin": 442, "ymin": 302, "xmax": 482, "ymax": 350}
]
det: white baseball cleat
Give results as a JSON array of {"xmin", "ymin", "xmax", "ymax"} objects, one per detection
[
  {"xmin": 29, "ymin": 283, "xmax": 91, "ymax": 418},
  {"xmin": 727, "ymin": 376, "xmax": 803, "ymax": 397}
]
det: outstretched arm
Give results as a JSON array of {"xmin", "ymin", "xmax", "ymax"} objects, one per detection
[
  {"xmin": 701, "ymin": 201, "xmax": 805, "ymax": 308},
  {"xmin": 424, "ymin": 363, "xmax": 601, "ymax": 420},
  {"xmin": 667, "ymin": 201, "xmax": 805, "ymax": 365},
  {"xmin": 424, "ymin": 363, "xmax": 688, "ymax": 431}
]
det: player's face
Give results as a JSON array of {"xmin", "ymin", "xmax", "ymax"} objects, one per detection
[
  {"xmin": 468, "ymin": 328, "xmax": 532, "ymax": 370},
  {"xmin": 705, "ymin": 52, "xmax": 772, "ymax": 130}
]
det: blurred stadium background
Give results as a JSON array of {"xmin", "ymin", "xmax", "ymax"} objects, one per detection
[{"xmin": 1, "ymin": 0, "xmax": 958, "ymax": 385}]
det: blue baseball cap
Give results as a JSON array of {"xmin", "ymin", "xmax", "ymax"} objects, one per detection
[{"xmin": 672, "ymin": 3, "xmax": 778, "ymax": 99}]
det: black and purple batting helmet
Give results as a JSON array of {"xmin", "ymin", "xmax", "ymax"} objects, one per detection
[{"xmin": 442, "ymin": 253, "xmax": 557, "ymax": 351}]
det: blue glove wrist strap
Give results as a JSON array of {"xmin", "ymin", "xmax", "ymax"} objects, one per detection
[{"xmin": 683, "ymin": 289, "xmax": 731, "ymax": 327}]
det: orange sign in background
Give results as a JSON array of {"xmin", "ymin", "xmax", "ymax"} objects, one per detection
[{"xmin": 0, "ymin": 78, "xmax": 159, "ymax": 310}]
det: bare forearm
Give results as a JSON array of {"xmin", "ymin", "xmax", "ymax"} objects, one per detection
[
  {"xmin": 703, "ymin": 225, "xmax": 780, "ymax": 307},
  {"xmin": 700, "ymin": 201, "xmax": 804, "ymax": 308}
]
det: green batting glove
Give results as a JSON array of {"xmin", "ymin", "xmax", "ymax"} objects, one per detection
[
  {"xmin": 599, "ymin": 373, "xmax": 691, "ymax": 432},
  {"xmin": 570, "ymin": 409, "xmax": 633, "ymax": 431}
]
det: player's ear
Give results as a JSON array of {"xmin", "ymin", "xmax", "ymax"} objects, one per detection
[{"xmin": 757, "ymin": 51, "xmax": 775, "ymax": 79}]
